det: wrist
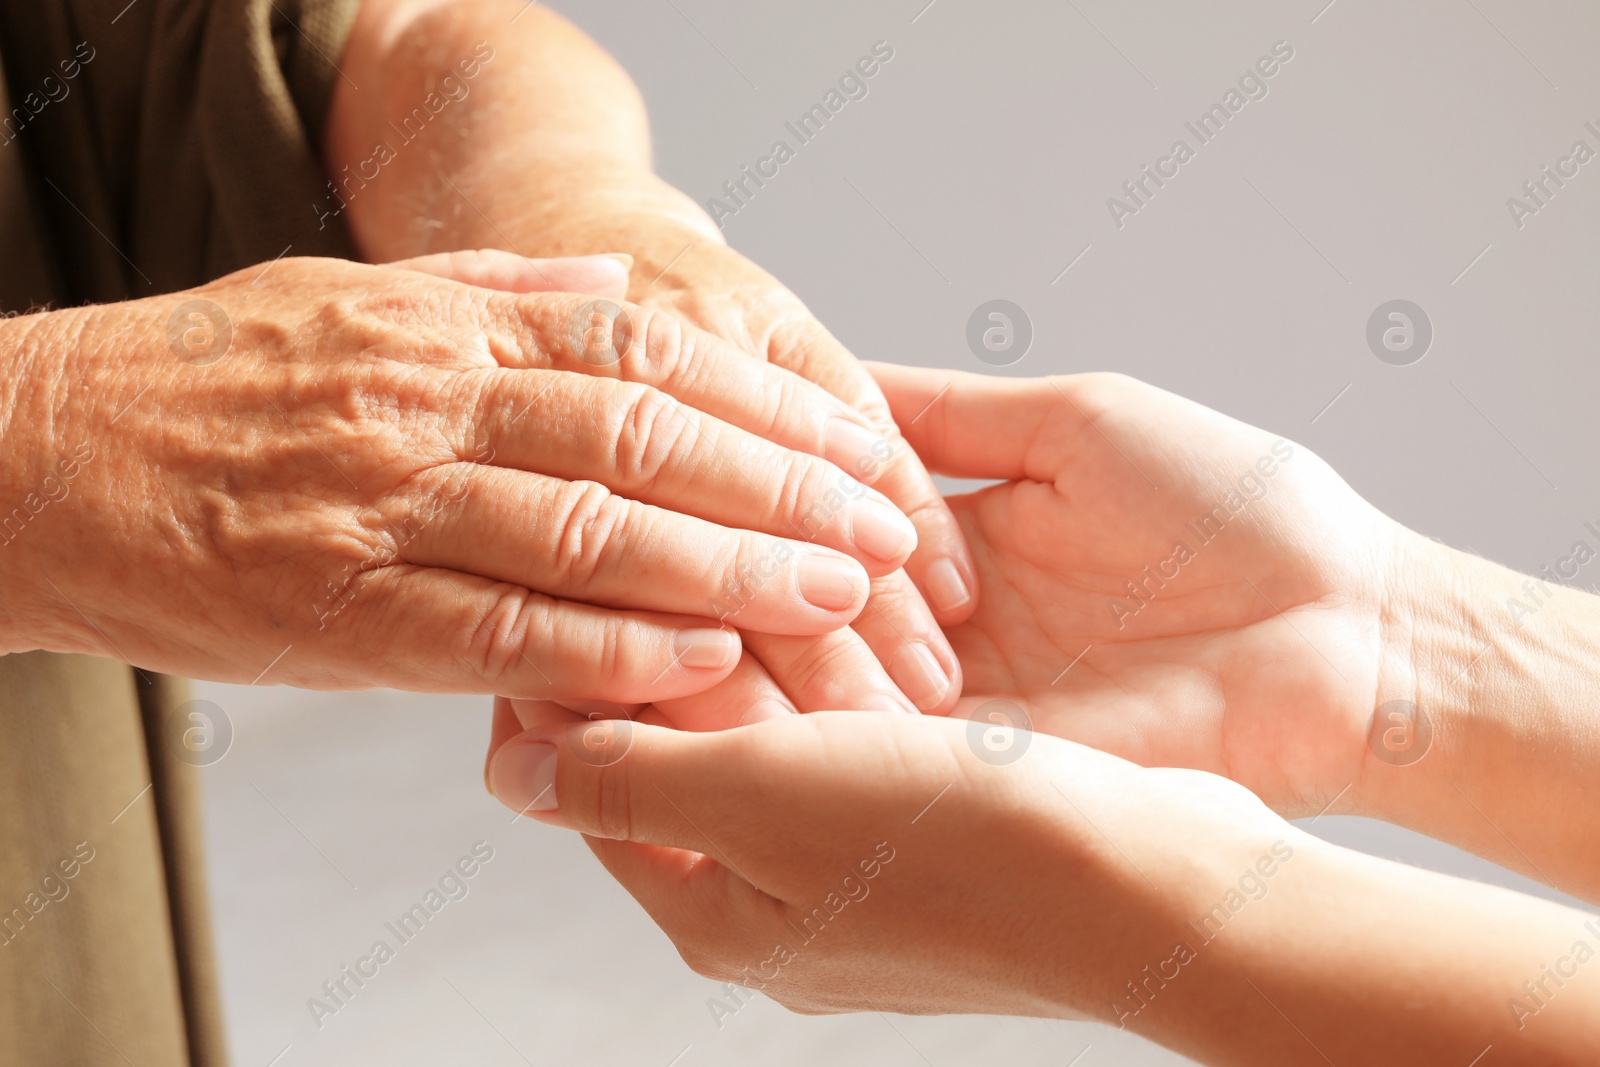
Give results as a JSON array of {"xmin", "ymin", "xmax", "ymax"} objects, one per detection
[
  {"xmin": 355, "ymin": 155, "xmax": 721, "ymax": 265},
  {"xmin": 502, "ymin": 173, "xmax": 734, "ymax": 300},
  {"xmin": 1358, "ymin": 528, "xmax": 1512, "ymax": 824},
  {"xmin": 1359, "ymin": 530, "xmax": 1600, "ymax": 896},
  {"xmin": 0, "ymin": 308, "xmax": 79, "ymax": 653},
  {"xmin": 1024, "ymin": 754, "xmax": 1317, "ymax": 1024},
  {"xmin": 1088, "ymin": 823, "xmax": 1332, "ymax": 1032},
  {"xmin": 1113, "ymin": 828, "xmax": 1362, "ymax": 1054},
  {"xmin": 499, "ymin": 168, "xmax": 721, "ymax": 253},
  {"xmin": 1355, "ymin": 530, "xmax": 1477, "ymax": 817}
]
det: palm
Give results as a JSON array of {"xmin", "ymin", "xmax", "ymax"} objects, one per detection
[{"xmin": 940, "ymin": 377, "xmax": 1402, "ymax": 815}]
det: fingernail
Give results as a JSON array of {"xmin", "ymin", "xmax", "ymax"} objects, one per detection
[
  {"xmin": 601, "ymin": 253, "xmax": 635, "ymax": 273},
  {"xmin": 925, "ymin": 558, "xmax": 972, "ymax": 613},
  {"xmin": 849, "ymin": 497, "xmax": 917, "ymax": 563},
  {"xmin": 825, "ymin": 418, "xmax": 889, "ymax": 483},
  {"xmin": 675, "ymin": 628, "xmax": 740, "ymax": 670},
  {"xmin": 797, "ymin": 554, "xmax": 867, "ymax": 612},
  {"xmin": 890, "ymin": 642, "xmax": 951, "ymax": 711},
  {"xmin": 739, "ymin": 700, "xmax": 792, "ymax": 726},
  {"xmin": 491, "ymin": 741, "xmax": 559, "ymax": 814},
  {"xmin": 860, "ymin": 693, "xmax": 918, "ymax": 715}
]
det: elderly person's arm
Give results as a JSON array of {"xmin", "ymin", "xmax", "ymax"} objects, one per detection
[
  {"xmin": 0, "ymin": 250, "xmax": 912, "ymax": 697},
  {"xmin": 326, "ymin": 1, "xmax": 970, "ymax": 714}
]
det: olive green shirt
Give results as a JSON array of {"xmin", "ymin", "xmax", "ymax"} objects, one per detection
[{"xmin": 0, "ymin": 2, "xmax": 360, "ymax": 1063}]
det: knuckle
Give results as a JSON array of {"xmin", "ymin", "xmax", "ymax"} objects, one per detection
[
  {"xmin": 760, "ymin": 371, "xmax": 803, "ymax": 439},
  {"xmin": 615, "ymin": 385, "xmax": 699, "ymax": 490},
  {"xmin": 706, "ymin": 533, "xmax": 777, "ymax": 620},
  {"xmin": 766, "ymin": 309, "xmax": 825, "ymax": 368},
  {"xmin": 446, "ymin": 249, "xmax": 478, "ymax": 280},
  {"xmin": 385, "ymin": 372, "xmax": 463, "ymax": 465},
  {"xmin": 591, "ymin": 613, "xmax": 628, "ymax": 694},
  {"xmin": 448, "ymin": 371, "xmax": 498, "ymax": 463},
  {"xmin": 320, "ymin": 354, "xmax": 453, "ymax": 424},
  {"xmin": 778, "ymin": 639, "xmax": 866, "ymax": 706},
  {"xmin": 771, "ymin": 458, "xmax": 815, "ymax": 540},
  {"xmin": 459, "ymin": 584, "xmax": 543, "ymax": 689},
  {"xmin": 547, "ymin": 480, "xmax": 634, "ymax": 588},
  {"xmin": 779, "ymin": 458, "xmax": 848, "ymax": 544},
  {"xmin": 456, "ymin": 587, "xmax": 633, "ymax": 697},
  {"xmin": 309, "ymin": 292, "xmax": 368, "ymax": 346},
  {"xmin": 633, "ymin": 308, "xmax": 691, "ymax": 384}
]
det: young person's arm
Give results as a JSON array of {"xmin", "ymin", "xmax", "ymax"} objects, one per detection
[
  {"xmin": 486, "ymin": 707, "xmax": 1600, "ymax": 1065},
  {"xmin": 861, "ymin": 363, "xmax": 1600, "ymax": 901},
  {"xmin": 1361, "ymin": 547, "xmax": 1600, "ymax": 901}
]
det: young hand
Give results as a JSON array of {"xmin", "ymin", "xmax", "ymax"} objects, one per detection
[
  {"xmin": 871, "ymin": 363, "xmax": 1412, "ymax": 817},
  {"xmin": 876, "ymin": 364, "xmax": 1600, "ymax": 899},
  {"xmin": 485, "ymin": 708, "xmax": 1600, "ymax": 1065}
]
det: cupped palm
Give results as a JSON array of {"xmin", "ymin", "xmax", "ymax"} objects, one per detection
[{"xmin": 875, "ymin": 365, "xmax": 1412, "ymax": 816}]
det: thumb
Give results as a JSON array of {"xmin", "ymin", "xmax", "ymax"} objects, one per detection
[
  {"xmin": 865, "ymin": 361, "xmax": 1060, "ymax": 482},
  {"xmin": 487, "ymin": 718, "xmax": 734, "ymax": 854},
  {"xmin": 386, "ymin": 248, "xmax": 632, "ymax": 297}
]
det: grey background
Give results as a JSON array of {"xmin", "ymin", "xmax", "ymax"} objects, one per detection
[{"xmin": 200, "ymin": 1, "xmax": 1600, "ymax": 1064}]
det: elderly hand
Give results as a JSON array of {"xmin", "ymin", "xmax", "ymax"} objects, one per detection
[
  {"xmin": 0, "ymin": 250, "xmax": 919, "ymax": 701},
  {"xmin": 327, "ymin": 2, "xmax": 971, "ymax": 713},
  {"xmin": 442, "ymin": 214, "xmax": 973, "ymax": 715},
  {"xmin": 616, "ymin": 233, "xmax": 971, "ymax": 714}
]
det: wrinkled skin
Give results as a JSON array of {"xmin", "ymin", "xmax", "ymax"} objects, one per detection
[{"xmin": 0, "ymin": 251, "xmax": 922, "ymax": 701}]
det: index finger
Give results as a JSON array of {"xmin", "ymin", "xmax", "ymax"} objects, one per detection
[{"xmin": 489, "ymin": 294, "xmax": 882, "ymax": 470}]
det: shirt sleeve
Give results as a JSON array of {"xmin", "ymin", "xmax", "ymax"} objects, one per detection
[{"xmin": 0, "ymin": 0, "xmax": 363, "ymax": 311}]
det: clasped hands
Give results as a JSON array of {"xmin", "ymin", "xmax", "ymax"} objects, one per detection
[
  {"xmin": 484, "ymin": 355, "xmax": 1403, "ymax": 1019},
  {"xmin": 6, "ymin": 242, "xmax": 1595, "ymax": 1060},
  {"xmin": 477, "ymin": 271, "xmax": 1600, "ymax": 1061}
]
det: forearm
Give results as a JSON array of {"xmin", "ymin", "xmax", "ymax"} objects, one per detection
[
  {"xmin": 0, "ymin": 307, "xmax": 91, "ymax": 653},
  {"xmin": 1130, "ymin": 835, "xmax": 1600, "ymax": 1065},
  {"xmin": 0, "ymin": 317, "xmax": 36, "ymax": 647},
  {"xmin": 327, "ymin": 0, "xmax": 719, "ymax": 266},
  {"xmin": 1360, "ymin": 534, "xmax": 1600, "ymax": 900}
]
